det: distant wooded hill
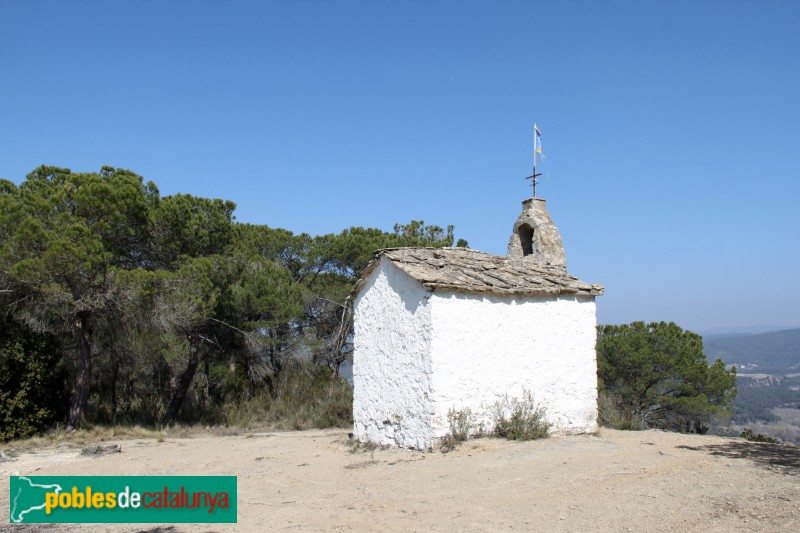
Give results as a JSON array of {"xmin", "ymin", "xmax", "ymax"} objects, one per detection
[
  {"xmin": 703, "ymin": 328, "xmax": 800, "ymax": 429},
  {"xmin": 704, "ymin": 328, "xmax": 800, "ymax": 374}
]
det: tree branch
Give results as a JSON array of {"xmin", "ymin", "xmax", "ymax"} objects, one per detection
[
  {"xmin": 317, "ymin": 297, "xmax": 346, "ymax": 309},
  {"xmin": 208, "ymin": 317, "xmax": 256, "ymax": 337}
]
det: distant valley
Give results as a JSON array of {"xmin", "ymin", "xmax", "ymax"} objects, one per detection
[
  {"xmin": 704, "ymin": 327, "xmax": 800, "ymax": 374},
  {"xmin": 704, "ymin": 328, "xmax": 800, "ymax": 443}
]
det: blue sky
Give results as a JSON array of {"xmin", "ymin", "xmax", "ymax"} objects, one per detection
[{"xmin": 2, "ymin": 1, "xmax": 799, "ymax": 332}]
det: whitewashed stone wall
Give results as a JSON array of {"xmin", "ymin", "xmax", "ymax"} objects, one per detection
[
  {"xmin": 352, "ymin": 258, "xmax": 434, "ymax": 449},
  {"xmin": 428, "ymin": 292, "xmax": 599, "ymax": 442},
  {"xmin": 353, "ymin": 260, "xmax": 599, "ymax": 450}
]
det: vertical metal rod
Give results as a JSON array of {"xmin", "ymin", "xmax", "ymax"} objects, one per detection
[{"xmin": 532, "ymin": 125, "xmax": 538, "ymax": 198}]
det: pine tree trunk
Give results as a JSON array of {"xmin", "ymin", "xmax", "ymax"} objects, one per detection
[
  {"xmin": 110, "ymin": 359, "xmax": 119, "ymax": 424},
  {"xmin": 203, "ymin": 354, "xmax": 210, "ymax": 404},
  {"xmin": 161, "ymin": 330, "xmax": 202, "ymax": 426},
  {"xmin": 67, "ymin": 312, "xmax": 92, "ymax": 431},
  {"xmin": 329, "ymin": 300, "xmax": 353, "ymax": 383}
]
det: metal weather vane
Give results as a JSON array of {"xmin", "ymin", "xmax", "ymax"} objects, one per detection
[{"xmin": 525, "ymin": 123, "xmax": 543, "ymax": 198}]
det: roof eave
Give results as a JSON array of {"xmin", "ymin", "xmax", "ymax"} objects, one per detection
[
  {"xmin": 349, "ymin": 248, "xmax": 605, "ymax": 301},
  {"xmin": 422, "ymin": 283, "xmax": 604, "ymax": 297}
]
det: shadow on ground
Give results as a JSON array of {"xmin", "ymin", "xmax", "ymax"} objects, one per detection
[{"xmin": 677, "ymin": 441, "xmax": 800, "ymax": 473}]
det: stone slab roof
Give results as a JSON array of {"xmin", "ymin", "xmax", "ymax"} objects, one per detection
[{"xmin": 352, "ymin": 247, "xmax": 604, "ymax": 298}]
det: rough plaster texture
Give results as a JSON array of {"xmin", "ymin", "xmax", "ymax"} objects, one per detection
[
  {"xmin": 428, "ymin": 291, "xmax": 599, "ymax": 441},
  {"xmin": 353, "ymin": 259, "xmax": 599, "ymax": 450},
  {"xmin": 352, "ymin": 258, "xmax": 435, "ymax": 449},
  {"xmin": 507, "ymin": 198, "xmax": 568, "ymax": 271}
]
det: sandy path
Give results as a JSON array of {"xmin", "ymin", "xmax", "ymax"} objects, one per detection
[{"xmin": 1, "ymin": 429, "xmax": 798, "ymax": 532}]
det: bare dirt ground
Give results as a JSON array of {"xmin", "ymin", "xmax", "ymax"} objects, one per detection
[{"xmin": 1, "ymin": 428, "xmax": 798, "ymax": 532}]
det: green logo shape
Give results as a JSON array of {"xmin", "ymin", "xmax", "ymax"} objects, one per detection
[{"xmin": 9, "ymin": 476, "xmax": 237, "ymax": 523}]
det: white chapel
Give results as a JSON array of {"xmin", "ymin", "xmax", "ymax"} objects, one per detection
[{"xmin": 351, "ymin": 197, "xmax": 603, "ymax": 449}]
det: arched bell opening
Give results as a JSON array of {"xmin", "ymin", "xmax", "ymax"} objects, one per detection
[{"xmin": 518, "ymin": 223, "xmax": 534, "ymax": 256}]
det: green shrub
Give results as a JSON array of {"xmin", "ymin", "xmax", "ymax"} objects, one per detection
[
  {"xmin": 493, "ymin": 390, "xmax": 551, "ymax": 441},
  {"xmin": 221, "ymin": 362, "xmax": 353, "ymax": 430},
  {"xmin": 439, "ymin": 407, "xmax": 474, "ymax": 452},
  {"xmin": 740, "ymin": 428, "xmax": 779, "ymax": 444},
  {"xmin": 0, "ymin": 321, "xmax": 68, "ymax": 441},
  {"xmin": 448, "ymin": 407, "xmax": 473, "ymax": 442},
  {"xmin": 598, "ymin": 390, "xmax": 644, "ymax": 430}
]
